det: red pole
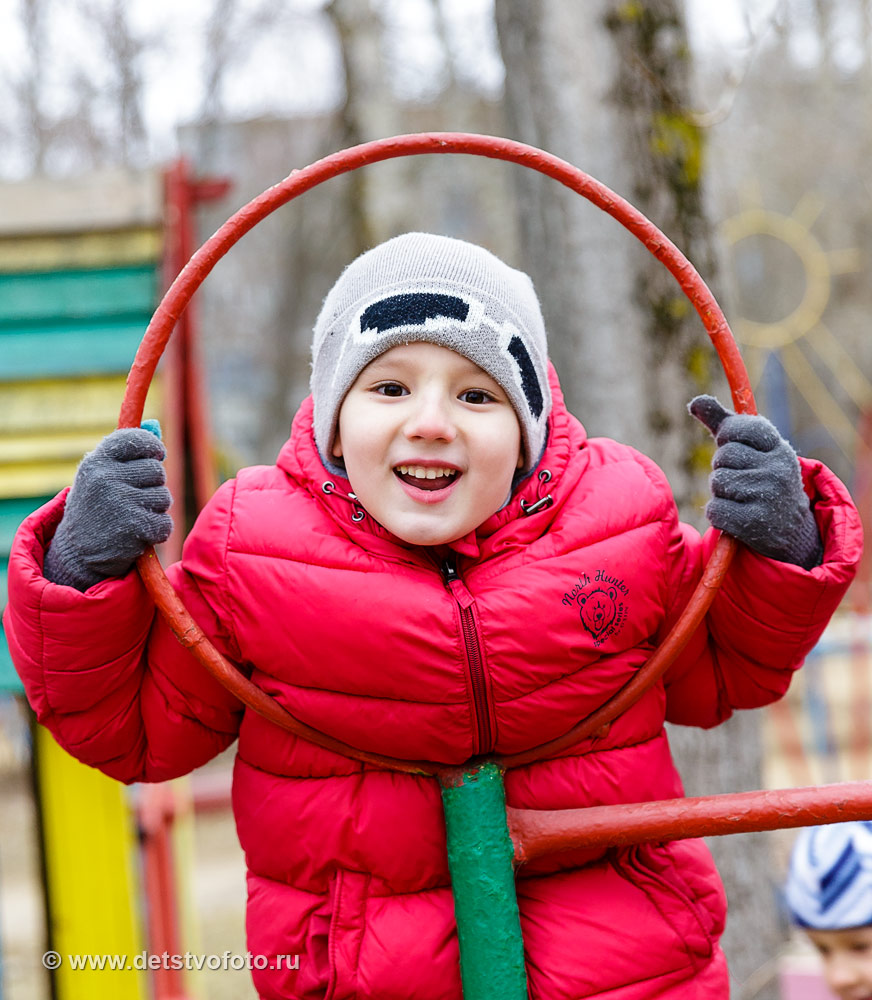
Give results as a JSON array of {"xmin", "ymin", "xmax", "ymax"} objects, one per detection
[
  {"xmin": 508, "ymin": 782, "xmax": 872, "ymax": 864},
  {"xmin": 160, "ymin": 165, "xmax": 188, "ymax": 562},
  {"xmin": 139, "ymin": 784, "xmax": 194, "ymax": 1000},
  {"xmin": 162, "ymin": 160, "xmax": 230, "ymax": 536}
]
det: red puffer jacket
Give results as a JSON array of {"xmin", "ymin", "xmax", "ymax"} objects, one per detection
[{"xmin": 5, "ymin": 374, "xmax": 862, "ymax": 1000}]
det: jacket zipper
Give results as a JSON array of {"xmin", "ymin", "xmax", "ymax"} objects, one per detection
[{"xmin": 441, "ymin": 557, "xmax": 493, "ymax": 754}]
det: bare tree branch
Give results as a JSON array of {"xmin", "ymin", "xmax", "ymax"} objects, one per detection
[
  {"xmin": 201, "ymin": 0, "xmax": 239, "ymax": 124},
  {"xmin": 75, "ymin": 0, "xmax": 158, "ymax": 165},
  {"xmin": 18, "ymin": 0, "xmax": 51, "ymax": 173}
]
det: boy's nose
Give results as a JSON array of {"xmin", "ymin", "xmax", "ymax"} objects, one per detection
[
  {"xmin": 403, "ymin": 392, "xmax": 457, "ymax": 443},
  {"xmin": 825, "ymin": 955, "xmax": 863, "ymax": 996}
]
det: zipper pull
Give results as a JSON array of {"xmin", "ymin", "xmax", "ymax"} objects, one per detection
[
  {"xmin": 441, "ymin": 557, "xmax": 459, "ymax": 584},
  {"xmin": 441, "ymin": 557, "xmax": 475, "ymax": 609}
]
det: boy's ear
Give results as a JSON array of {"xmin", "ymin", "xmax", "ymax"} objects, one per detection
[
  {"xmin": 516, "ymin": 447, "xmax": 524, "ymax": 470},
  {"xmin": 331, "ymin": 430, "xmax": 343, "ymax": 459}
]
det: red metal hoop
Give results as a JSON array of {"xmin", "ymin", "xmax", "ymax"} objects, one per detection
[{"xmin": 122, "ymin": 132, "xmax": 755, "ymax": 776}]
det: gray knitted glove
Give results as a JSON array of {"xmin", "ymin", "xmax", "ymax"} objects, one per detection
[
  {"xmin": 689, "ymin": 395, "xmax": 823, "ymax": 570},
  {"xmin": 44, "ymin": 426, "xmax": 173, "ymax": 591}
]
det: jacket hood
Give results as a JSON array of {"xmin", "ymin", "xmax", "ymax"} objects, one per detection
[{"xmin": 275, "ymin": 364, "xmax": 589, "ymax": 562}]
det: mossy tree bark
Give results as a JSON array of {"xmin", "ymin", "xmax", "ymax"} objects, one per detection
[
  {"xmin": 495, "ymin": 0, "xmax": 725, "ymax": 519},
  {"xmin": 494, "ymin": 3, "xmax": 780, "ymax": 996}
]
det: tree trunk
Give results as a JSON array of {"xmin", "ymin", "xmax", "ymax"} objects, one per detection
[
  {"xmin": 495, "ymin": 0, "xmax": 725, "ymax": 517},
  {"xmin": 325, "ymin": 0, "xmax": 415, "ymax": 251},
  {"xmin": 494, "ymin": 2, "xmax": 779, "ymax": 996}
]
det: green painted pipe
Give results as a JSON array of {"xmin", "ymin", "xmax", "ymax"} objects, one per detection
[{"xmin": 440, "ymin": 762, "xmax": 527, "ymax": 999}]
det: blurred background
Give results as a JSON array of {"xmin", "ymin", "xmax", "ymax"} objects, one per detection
[{"xmin": 0, "ymin": 1, "xmax": 870, "ymax": 998}]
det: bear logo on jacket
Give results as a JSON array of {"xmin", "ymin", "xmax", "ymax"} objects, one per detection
[
  {"xmin": 578, "ymin": 587, "xmax": 618, "ymax": 638},
  {"xmin": 563, "ymin": 571, "xmax": 629, "ymax": 647}
]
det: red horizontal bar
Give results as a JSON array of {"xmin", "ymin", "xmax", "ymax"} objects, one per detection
[{"xmin": 507, "ymin": 782, "xmax": 872, "ymax": 864}]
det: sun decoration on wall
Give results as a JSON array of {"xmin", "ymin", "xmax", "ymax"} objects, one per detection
[
  {"xmin": 721, "ymin": 186, "xmax": 868, "ymax": 459},
  {"xmin": 727, "ymin": 189, "xmax": 872, "ymax": 803}
]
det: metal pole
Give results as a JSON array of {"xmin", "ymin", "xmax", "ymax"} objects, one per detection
[
  {"xmin": 440, "ymin": 762, "xmax": 527, "ymax": 1000},
  {"xmin": 508, "ymin": 781, "xmax": 872, "ymax": 863}
]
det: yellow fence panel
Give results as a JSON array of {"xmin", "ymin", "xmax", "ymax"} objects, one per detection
[{"xmin": 34, "ymin": 725, "xmax": 146, "ymax": 1000}]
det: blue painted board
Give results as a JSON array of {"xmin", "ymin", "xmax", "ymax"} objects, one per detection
[
  {"xmin": 0, "ymin": 321, "xmax": 151, "ymax": 379},
  {"xmin": 0, "ymin": 496, "xmax": 50, "ymax": 694},
  {"xmin": 0, "ymin": 266, "xmax": 158, "ymax": 324},
  {"xmin": 0, "ymin": 496, "xmax": 49, "ymax": 555}
]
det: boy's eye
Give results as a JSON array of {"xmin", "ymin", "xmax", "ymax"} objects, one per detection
[
  {"xmin": 375, "ymin": 382, "xmax": 408, "ymax": 397},
  {"xmin": 459, "ymin": 389, "xmax": 494, "ymax": 405}
]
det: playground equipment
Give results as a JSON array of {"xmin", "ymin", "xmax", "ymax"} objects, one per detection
[
  {"xmin": 0, "ymin": 169, "xmax": 164, "ymax": 693},
  {"xmin": 0, "ymin": 162, "xmax": 228, "ymax": 1000},
  {"xmin": 0, "ymin": 168, "xmax": 165, "ymax": 1000},
  {"xmin": 118, "ymin": 133, "xmax": 872, "ymax": 1000},
  {"xmin": 117, "ymin": 132, "xmax": 872, "ymax": 999},
  {"xmin": 121, "ymin": 132, "xmax": 750, "ymax": 764}
]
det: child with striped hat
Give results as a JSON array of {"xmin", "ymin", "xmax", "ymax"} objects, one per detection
[{"xmin": 786, "ymin": 821, "xmax": 872, "ymax": 999}]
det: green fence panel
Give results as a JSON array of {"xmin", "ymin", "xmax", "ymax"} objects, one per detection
[
  {"xmin": 0, "ymin": 266, "xmax": 157, "ymax": 324},
  {"xmin": 0, "ymin": 496, "xmax": 51, "ymax": 694},
  {"xmin": 0, "ymin": 321, "xmax": 151, "ymax": 379}
]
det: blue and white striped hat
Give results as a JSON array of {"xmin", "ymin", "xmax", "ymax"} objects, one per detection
[{"xmin": 785, "ymin": 822, "xmax": 872, "ymax": 929}]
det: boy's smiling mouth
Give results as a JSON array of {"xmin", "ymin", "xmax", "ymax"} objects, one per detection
[{"xmin": 393, "ymin": 464, "xmax": 460, "ymax": 492}]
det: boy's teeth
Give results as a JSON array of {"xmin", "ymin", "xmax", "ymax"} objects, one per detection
[{"xmin": 397, "ymin": 465, "xmax": 456, "ymax": 479}]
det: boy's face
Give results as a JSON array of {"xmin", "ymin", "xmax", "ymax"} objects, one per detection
[
  {"xmin": 806, "ymin": 927, "xmax": 872, "ymax": 1000},
  {"xmin": 333, "ymin": 342, "xmax": 523, "ymax": 547}
]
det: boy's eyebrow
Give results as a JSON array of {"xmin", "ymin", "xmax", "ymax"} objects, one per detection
[
  {"xmin": 360, "ymin": 356, "xmax": 403, "ymax": 376},
  {"xmin": 364, "ymin": 354, "xmax": 501, "ymax": 385}
]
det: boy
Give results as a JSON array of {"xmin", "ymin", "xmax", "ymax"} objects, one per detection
[
  {"xmin": 785, "ymin": 822, "xmax": 872, "ymax": 1000},
  {"xmin": 5, "ymin": 233, "xmax": 862, "ymax": 998}
]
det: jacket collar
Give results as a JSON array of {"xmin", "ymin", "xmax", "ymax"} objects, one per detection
[{"xmin": 276, "ymin": 365, "xmax": 587, "ymax": 565}]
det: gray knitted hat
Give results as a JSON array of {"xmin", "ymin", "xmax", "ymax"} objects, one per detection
[{"xmin": 310, "ymin": 232, "xmax": 552, "ymax": 477}]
